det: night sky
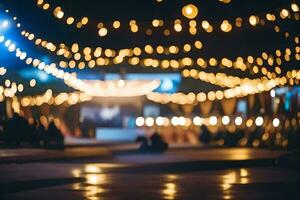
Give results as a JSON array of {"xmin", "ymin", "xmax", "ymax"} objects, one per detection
[{"xmin": 0, "ymin": 0, "xmax": 299, "ymax": 94}]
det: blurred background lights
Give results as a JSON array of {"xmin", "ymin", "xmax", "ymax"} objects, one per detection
[
  {"xmin": 98, "ymin": 27, "xmax": 108, "ymax": 37},
  {"xmin": 291, "ymin": 3, "xmax": 299, "ymax": 12},
  {"xmin": 209, "ymin": 116, "xmax": 218, "ymax": 126},
  {"xmin": 1, "ymin": 20, "xmax": 9, "ymax": 28},
  {"xmin": 182, "ymin": 4, "xmax": 198, "ymax": 19},
  {"xmin": 222, "ymin": 116, "xmax": 230, "ymax": 125},
  {"xmin": 255, "ymin": 116, "xmax": 264, "ymax": 126},
  {"xmin": 272, "ymin": 118, "xmax": 280, "ymax": 127},
  {"xmin": 235, "ymin": 116, "xmax": 243, "ymax": 126},
  {"xmin": 155, "ymin": 116, "xmax": 164, "ymax": 126},
  {"xmin": 270, "ymin": 89, "xmax": 276, "ymax": 97},
  {"xmin": 171, "ymin": 116, "xmax": 179, "ymax": 126},
  {"xmin": 145, "ymin": 117, "xmax": 154, "ymax": 127},
  {"xmin": 178, "ymin": 116, "xmax": 186, "ymax": 126},
  {"xmin": 193, "ymin": 116, "xmax": 202, "ymax": 126},
  {"xmin": 161, "ymin": 79, "xmax": 173, "ymax": 91},
  {"xmin": 246, "ymin": 119, "xmax": 253, "ymax": 127},
  {"xmin": 135, "ymin": 117, "xmax": 144, "ymax": 127},
  {"xmin": 30, "ymin": 79, "xmax": 36, "ymax": 87},
  {"xmin": 0, "ymin": 0, "xmax": 299, "ymax": 154}
]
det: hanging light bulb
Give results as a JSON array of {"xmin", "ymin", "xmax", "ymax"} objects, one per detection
[{"xmin": 182, "ymin": 4, "xmax": 198, "ymax": 19}]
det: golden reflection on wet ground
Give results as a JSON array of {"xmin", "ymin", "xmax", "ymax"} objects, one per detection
[
  {"xmin": 1, "ymin": 163, "xmax": 300, "ymax": 199},
  {"xmin": 162, "ymin": 182, "xmax": 177, "ymax": 200},
  {"xmin": 220, "ymin": 168, "xmax": 251, "ymax": 200},
  {"xmin": 71, "ymin": 164, "xmax": 110, "ymax": 200},
  {"xmin": 61, "ymin": 164, "xmax": 300, "ymax": 200}
]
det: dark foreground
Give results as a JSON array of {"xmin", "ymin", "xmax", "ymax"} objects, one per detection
[{"xmin": 0, "ymin": 148, "xmax": 299, "ymax": 200}]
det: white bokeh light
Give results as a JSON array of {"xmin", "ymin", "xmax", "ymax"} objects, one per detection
[
  {"xmin": 272, "ymin": 118, "xmax": 280, "ymax": 127},
  {"xmin": 135, "ymin": 117, "xmax": 144, "ymax": 127},
  {"xmin": 255, "ymin": 116, "xmax": 264, "ymax": 126},
  {"xmin": 222, "ymin": 116, "xmax": 230, "ymax": 125},
  {"xmin": 209, "ymin": 116, "xmax": 218, "ymax": 126}
]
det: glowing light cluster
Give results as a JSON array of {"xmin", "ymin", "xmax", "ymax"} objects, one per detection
[
  {"xmin": 32, "ymin": 1, "xmax": 300, "ymax": 37},
  {"xmin": 11, "ymin": 10, "xmax": 298, "ymax": 74},
  {"xmin": 19, "ymin": 90, "xmax": 92, "ymax": 107},
  {"xmin": 19, "ymin": 27, "xmax": 207, "ymax": 66},
  {"xmin": 182, "ymin": 69, "xmax": 271, "ymax": 88},
  {"xmin": 135, "ymin": 116, "xmax": 284, "ymax": 128},
  {"xmin": 0, "ymin": 67, "xmax": 7, "ymax": 75},
  {"xmin": 219, "ymin": 0, "xmax": 231, "ymax": 4},
  {"xmin": 182, "ymin": 4, "xmax": 198, "ymax": 19},
  {"xmin": 146, "ymin": 71, "xmax": 299, "ymax": 105},
  {"xmin": 0, "ymin": 36, "xmax": 163, "ymax": 98},
  {"xmin": 0, "ymin": 67, "xmax": 25, "ymax": 101},
  {"xmin": 36, "ymin": 0, "xmax": 89, "ymax": 29},
  {"xmin": 0, "ymin": 35, "xmax": 90, "ymax": 93},
  {"xmin": 17, "ymin": 20, "xmax": 298, "ymax": 75},
  {"xmin": 0, "ymin": 83, "xmax": 23, "ymax": 101},
  {"xmin": 81, "ymin": 79, "xmax": 160, "ymax": 97}
]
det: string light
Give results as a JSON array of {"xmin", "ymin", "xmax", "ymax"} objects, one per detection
[
  {"xmin": 1, "ymin": 20, "xmax": 9, "ymax": 28},
  {"xmin": 0, "ymin": 36, "xmax": 90, "ymax": 93},
  {"xmin": 136, "ymin": 117, "xmax": 145, "ymax": 127},
  {"xmin": 19, "ymin": 90, "xmax": 92, "ymax": 107},
  {"xmin": 9, "ymin": 7, "xmax": 297, "ymax": 75},
  {"xmin": 255, "ymin": 116, "xmax": 264, "ymax": 126},
  {"xmin": 146, "ymin": 70, "xmax": 300, "ymax": 105},
  {"xmin": 193, "ymin": 116, "xmax": 203, "ymax": 126},
  {"xmin": 134, "ymin": 115, "xmax": 297, "ymax": 129},
  {"xmin": 0, "ymin": 67, "xmax": 7, "ymax": 75},
  {"xmin": 1, "ymin": 4, "xmax": 298, "ymax": 109},
  {"xmin": 182, "ymin": 69, "xmax": 271, "ymax": 88},
  {"xmin": 17, "ymin": 23, "xmax": 297, "ymax": 77},
  {"xmin": 0, "ymin": 67, "xmax": 26, "ymax": 102},
  {"xmin": 81, "ymin": 79, "xmax": 160, "ymax": 97},
  {"xmin": 219, "ymin": 0, "xmax": 231, "ymax": 4},
  {"xmin": 209, "ymin": 116, "xmax": 218, "ymax": 126},
  {"xmin": 0, "ymin": 35, "xmax": 163, "ymax": 98},
  {"xmin": 222, "ymin": 116, "xmax": 230, "ymax": 125},
  {"xmin": 272, "ymin": 118, "xmax": 280, "ymax": 127},
  {"xmin": 182, "ymin": 4, "xmax": 198, "ymax": 19},
  {"xmin": 19, "ymin": 28, "xmax": 207, "ymax": 61},
  {"xmin": 31, "ymin": 1, "xmax": 299, "ymax": 37},
  {"xmin": 29, "ymin": 79, "xmax": 36, "ymax": 87},
  {"xmin": 235, "ymin": 116, "xmax": 243, "ymax": 126}
]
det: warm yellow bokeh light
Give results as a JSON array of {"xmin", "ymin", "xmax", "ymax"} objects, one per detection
[
  {"xmin": 98, "ymin": 27, "xmax": 108, "ymax": 37},
  {"xmin": 182, "ymin": 4, "xmax": 198, "ymax": 19}
]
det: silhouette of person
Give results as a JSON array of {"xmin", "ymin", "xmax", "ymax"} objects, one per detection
[
  {"xmin": 5, "ymin": 113, "xmax": 21, "ymax": 147},
  {"xmin": 28, "ymin": 119, "xmax": 38, "ymax": 145},
  {"xmin": 149, "ymin": 132, "xmax": 168, "ymax": 153},
  {"xmin": 0, "ymin": 118, "xmax": 6, "ymax": 146},
  {"xmin": 47, "ymin": 121, "xmax": 64, "ymax": 149},
  {"xmin": 199, "ymin": 125, "xmax": 211, "ymax": 144},
  {"xmin": 135, "ymin": 136, "xmax": 149, "ymax": 151},
  {"xmin": 35, "ymin": 121, "xmax": 47, "ymax": 147}
]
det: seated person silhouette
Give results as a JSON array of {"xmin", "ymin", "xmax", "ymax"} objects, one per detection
[
  {"xmin": 45, "ymin": 122, "xmax": 64, "ymax": 149},
  {"xmin": 199, "ymin": 125, "xmax": 211, "ymax": 144},
  {"xmin": 136, "ymin": 132, "xmax": 168, "ymax": 153},
  {"xmin": 135, "ymin": 136, "xmax": 149, "ymax": 151},
  {"xmin": 149, "ymin": 132, "xmax": 168, "ymax": 153}
]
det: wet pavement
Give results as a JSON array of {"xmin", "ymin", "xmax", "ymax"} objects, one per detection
[
  {"xmin": 0, "ymin": 160, "xmax": 300, "ymax": 199},
  {"xmin": 0, "ymin": 147, "xmax": 286, "ymax": 165},
  {"xmin": 1, "ymin": 163, "xmax": 300, "ymax": 200}
]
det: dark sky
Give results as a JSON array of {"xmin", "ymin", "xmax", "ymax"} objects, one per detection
[{"xmin": 0, "ymin": 0, "xmax": 299, "ymax": 94}]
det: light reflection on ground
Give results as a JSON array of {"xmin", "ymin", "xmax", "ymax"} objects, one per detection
[
  {"xmin": 0, "ymin": 162, "xmax": 300, "ymax": 199},
  {"xmin": 55, "ymin": 164, "xmax": 300, "ymax": 200}
]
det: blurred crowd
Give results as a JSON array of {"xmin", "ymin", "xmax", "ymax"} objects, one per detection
[
  {"xmin": 0, "ymin": 113, "xmax": 64, "ymax": 149},
  {"xmin": 152, "ymin": 123, "xmax": 300, "ymax": 150},
  {"xmin": 136, "ymin": 132, "xmax": 169, "ymax": 153},
  {"xmin": 199, "ymin": 125, "xmax": 300, "ymax": 150}
]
